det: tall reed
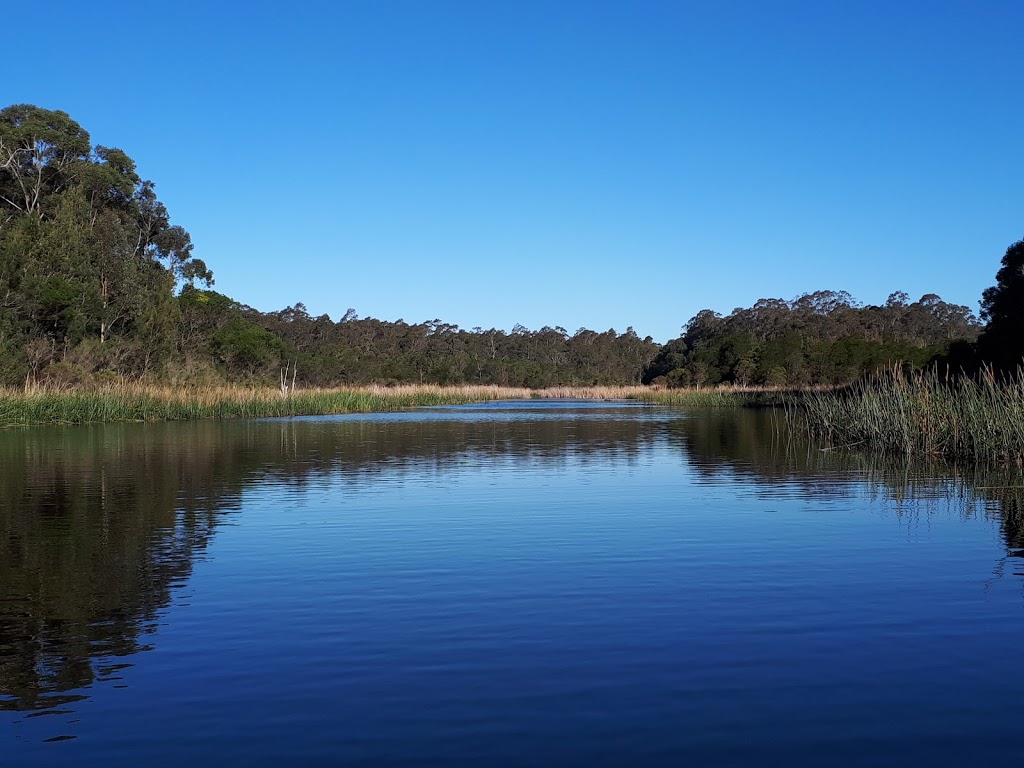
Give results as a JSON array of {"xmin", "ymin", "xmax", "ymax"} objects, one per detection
[
  {"xmin": 637, "ymin": 386, "xmax": 788, "ymax": 408},
  {"xmin": 0, "ymin": 384, "xmax": 525, "ymax": 427},
  {"xmin": 788, "ymin": 367, "xmax": 1024, "ymax": 465},
  {"xmin": 0, "ymin": 382, "xmax": 778, "ymax": 427}
]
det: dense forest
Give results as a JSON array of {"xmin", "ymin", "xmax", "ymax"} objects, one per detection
[
  {"xmin": 646, "ymin": 290, "xmax": 980, "ymax": 387},
  {"xmin": 0, "ymin": 105, "xmax": 1019, "ymax": 389}
]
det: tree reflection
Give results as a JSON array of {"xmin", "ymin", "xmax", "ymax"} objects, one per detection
[
  {"xmin": 0, "ymin": 409, "xmax": 665, "ymax": 711},
  {"xmin": 0, "ymin": 423, "xmax": 246, "ymax": 711},
  {"xmin": 668, "ymin": 407, "xmax": 1024, "ymax": 569}
]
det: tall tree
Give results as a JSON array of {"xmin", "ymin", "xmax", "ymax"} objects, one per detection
[
  {"xmin": 0, "ymin": 105, "xmax": 90, "ymax": 218},
  {"xmin": 0, "ymin": 104, "xmax": 211, "ymax": 384},
  {"xmin": 978, "ymin": 238, "xmax": 1024, "ymax": 371}
]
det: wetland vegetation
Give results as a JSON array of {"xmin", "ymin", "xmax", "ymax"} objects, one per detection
[
  {"xmin": 0, "ymin": 384, "xmax": 784, "ymax": 428},
  {"xmin": 788, "ymin": 367, "xmax": 1024, "ymax": 465}
]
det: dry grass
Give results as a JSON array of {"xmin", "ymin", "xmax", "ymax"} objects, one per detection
[
  {"xmin": 0, "ymin": 384, "xmax": 519, "ymax": 427},
  {"xmin": 0, "ymin": 382, "xmax": 780, "ymax": 427}
]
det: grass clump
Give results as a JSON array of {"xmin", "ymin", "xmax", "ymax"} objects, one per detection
[
  {"xmin": 636, "ymin": 386, "xmax": 789, "ymax": 408},
  {"xmin": 788, "ymin": 367, "xmax": 1024, "ymax": 465}
]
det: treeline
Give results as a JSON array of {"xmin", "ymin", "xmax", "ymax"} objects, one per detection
[
  {"xmin": 646, "ymin": 290, "xmax": 981, "ymax": 387},
  {"xmin": 183, "ymin": 292, "xmax": 659, "ymax": 387},
  {"xmin": 0, "ymin": 104, "xmax": 1017, "ymax": 390}
]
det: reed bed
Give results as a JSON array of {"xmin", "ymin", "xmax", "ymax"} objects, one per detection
[
  {"xmin": 0, "ymin": 382, "xmax": 779, "ymax": 427},
  {"xmin": 0, "ymin": 384, "xmax": 526, "ymax": 427},
  {"xmin": 789, "ymin": 368, "xmax": 1024, "ymax": 465},
  {"xmin": 529, "ymin": 384, "xmax": 787, "ymax": 407},
  {"xmin": 530, "ymin": 384, "xmax": 769, "ymax": 405},
  {"xmin": 637, "ymin": 386, "xmax": 789, "ymax": 408}
]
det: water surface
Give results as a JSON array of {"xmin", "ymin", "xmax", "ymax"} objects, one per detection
[{"xmin": 2, "ymin": 401, "xmax": 1023, "ymax": 765}]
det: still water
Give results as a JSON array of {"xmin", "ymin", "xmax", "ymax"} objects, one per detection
[{"xmin": 2, "ymin": 401, "xmax": 1023, "ymax": 766}]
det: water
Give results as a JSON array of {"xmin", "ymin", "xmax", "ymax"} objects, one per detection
[{"xmin": 2, "ymin": 401, "xmax": 1023, "ymax": 766}]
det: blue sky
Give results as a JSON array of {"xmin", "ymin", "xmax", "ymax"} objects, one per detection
[{"xmin": 9, "ymin": 0, "xmax": 1022, "ymax": 341}]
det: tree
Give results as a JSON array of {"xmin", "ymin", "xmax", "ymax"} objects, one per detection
[
  {"xmin": 0, "ymin": 105, "xmax": 90, "ymax": 217},
  {"xmin": 212, "ymin": 318, "xmax": 282, "ymax": 378},
  {"xmin": 979, "ymin": 238, "xmax": 1024, "ymax": 371},
  {"xmin": 0, "ymin": 104, "xmax": 212, "ymax": 381},
  {"xmin": 646, "ymin": 289, "xmax": 979, "ymax": 388}
]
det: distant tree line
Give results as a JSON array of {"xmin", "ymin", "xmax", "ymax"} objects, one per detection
[
  {"xmin": 646, "ymin": 290, "xmax": 981, "ymax": 387},
  {"xmin": 0, "ymin": 104, "xmax": 1019, "ymax": 389},
  {"xmin": 180, "ymin": 291, "xmax": 659, "ymax": 387}
]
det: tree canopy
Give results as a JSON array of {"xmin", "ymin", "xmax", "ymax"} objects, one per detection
[
  {"xmin": 645, "ymin": 290, "xmax": 980, "ymax": 387},
  {"xmin": 977, "ymin": 239, "xmax": 1024, "ymax": 371},
  {"xmin": 0, "ymin": 104, "xmax": 211, "ymax": 381}
]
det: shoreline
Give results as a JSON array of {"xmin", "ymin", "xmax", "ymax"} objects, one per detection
[
  {"xmin": 6, "ymin": 374, "xmax": 1024, "ymax": 464},
  {"xmin": 0, "ymin": 384, "xmax": 778, "ymax": 428}
]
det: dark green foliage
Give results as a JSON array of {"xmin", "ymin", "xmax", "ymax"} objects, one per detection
[
  {"xmin": 211, "ymin": 318, "xmax": 284, "ymax": 379},
  {"xmin": 253, "ymin": 309, "xmax": 659, "ymax": 387},
  {"xmin": 0, "ymin": 104, "xmax": 210, "ymax": 385},
  {"xmin": 977, "ymin": 239, "xmax": 1024, "ymax": 372},
  {"xmin": 646, "ymin": 290, "xmax": 980, "ymax": 387}
]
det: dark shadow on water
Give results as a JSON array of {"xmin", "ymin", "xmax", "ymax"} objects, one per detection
[{"xmin": 669, "ymin": 408, "xmax": 1024, "ymax": 565}]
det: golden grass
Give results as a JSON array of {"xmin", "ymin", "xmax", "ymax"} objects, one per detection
[{"xmin": 0, "ymin": 382, "xmax": 780, "ymax": 427}]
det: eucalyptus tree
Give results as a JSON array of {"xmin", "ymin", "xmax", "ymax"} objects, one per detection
[{"xmin": 0, "ymin": 104, "xmax": 210, "ymax": 382}]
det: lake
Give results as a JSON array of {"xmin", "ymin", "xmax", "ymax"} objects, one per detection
[{"xmin": 2, "ymin": 400, "xmax": 1023, "ymax": 766}]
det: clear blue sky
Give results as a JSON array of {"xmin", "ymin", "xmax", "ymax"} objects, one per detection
[{"xmin": 9, "ymin": 0, "xmax": 1022, "ymax": 341}]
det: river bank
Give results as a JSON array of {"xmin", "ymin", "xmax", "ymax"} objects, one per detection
[{"xmin": 0, "ymin": 383, "xmax": 781, "ymax": 427}]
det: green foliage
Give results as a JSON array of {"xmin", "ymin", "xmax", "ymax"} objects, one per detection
[
  {"xmin": 0, "ymin": 103, "xmax": 211, "ymax": 384},
  {"xmin": 252, "ymin": 312, "xmax": 660, "ymax": 388},
  {"xmin": 211, "ymin": 318, "xmax": 283, "ymax": 378},
  {"xmin": 789, "ymin": 367, "xmax": 1024, "ymax": 465},
  {"xmin": 646, "ymin": 290, "xmax": 980, "ymax": 388},
  {"xmin": 977, "ymin": 238, "xmax": 1024, "ymax": 372}
]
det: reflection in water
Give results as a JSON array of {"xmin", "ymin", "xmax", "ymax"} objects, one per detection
[
  {"xmin": 0, "ymin": 423, "xmax": 238, "ymax": 712},
  {"xmin": 0, "ymin": 406, "xmax": 668, "ymax": 713},
  {"xmin": 672, "ymin": 409, "xmax": 1024, "ymax": 570},
  {"xmin": 0, "ymin": 402, "xmax": 1022, "ymax": 724}
]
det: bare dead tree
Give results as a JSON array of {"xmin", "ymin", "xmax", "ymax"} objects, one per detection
[{"xmin": 279, "ymin": 361, "xmax": 297, "ymax": 398}]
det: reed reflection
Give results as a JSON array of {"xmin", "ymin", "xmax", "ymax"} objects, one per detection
[{"xmin": 669, "ymin": 408, "xmax": 1024, "ymax": 570}]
